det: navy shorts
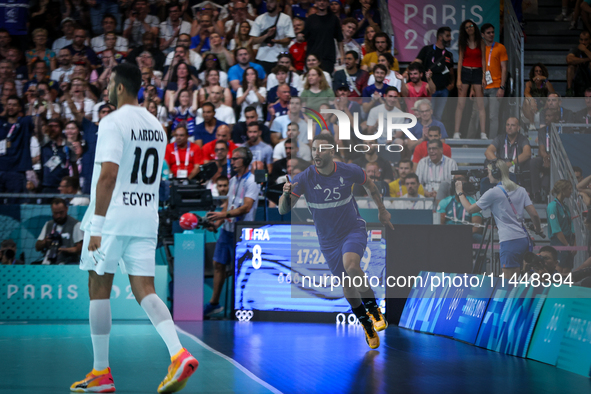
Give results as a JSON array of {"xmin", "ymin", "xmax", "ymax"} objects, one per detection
[
  {"xmin": 499, "ymin": 237, "xmax": 530, "ymax": 269},
  {"xmin": 320, "ymin": 221, "xmax": 368, "ymax": 276},
  {"xmin": 213, "ymin": 228, "xmax": 235, "ymax": 265}
]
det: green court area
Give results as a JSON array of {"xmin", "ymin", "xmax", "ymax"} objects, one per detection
[{"xmin": 0, "ymin": 322, "xmax": 280, "ymax": 394}]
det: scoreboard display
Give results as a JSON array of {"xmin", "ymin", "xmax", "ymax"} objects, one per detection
[{"xmin": 234, "ymin": 223, "xmax": 386, "ymax": 317}]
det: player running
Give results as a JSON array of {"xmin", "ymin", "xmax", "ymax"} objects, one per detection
[
  {"xmin": 279, "ymin": 133, "xmax": 394, "ymax": 349},
  {"xmin": 71, "ymin": 63, "xmax": 198, "ymax": 393}
]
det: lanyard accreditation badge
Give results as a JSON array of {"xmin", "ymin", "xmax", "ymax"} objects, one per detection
[
  {"xmin": 485, "ymin": 43, "xmax": 495, "ymax": 85},
  {"xmin": 174, "ymin": 142, "xmax": 191, "ymax": 178}
]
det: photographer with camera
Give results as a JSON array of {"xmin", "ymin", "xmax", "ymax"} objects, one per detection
[
  {"xmin": 35, "ymin": 198, "xmax": 83, "ymax": 265},
  {"xmin": 524, "ymin": 246, "xmax": 559, "ymax": 276},
  {"xmin": 203, "ymin": 146, "xmax": 260, "ymax": 317},
  {"xmin": 547, "ymin": 180, "xmax": 577, "ymax": 274},
  {"xmin": 456, "ymin": 160, "xmax": 542, "ymax": 278},
  {"xmin": 437, "ymin": 174, "xmax": 484, "ymax": 243},
  {"xmin": 0, "ymin": 239, "xmax": 23, "ymax": 265}
]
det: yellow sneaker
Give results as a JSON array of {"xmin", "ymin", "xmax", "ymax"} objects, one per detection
[
  {"xmin": 70, "ymin": 368, "xmax": 115, "ymax": 393},
  {"xmin": 157, "ymin": 348, "xmax": 199, "ymax": 393},
  {"xmin": 368, "ymin": 308, "xmax": 388, "ymax": 332},
  {"xmin": 362, "ymin": 321, "xmax": 380, "ymax": 349}
]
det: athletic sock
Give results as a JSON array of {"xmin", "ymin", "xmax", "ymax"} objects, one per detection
[
  {"xmin": 562, "ymin": 7, "xmax": 568, "ymax": 15},
  {"xmin": 352, "ymin": 304, "xmax": 372, "ymax": 330},
  {"xmin": 141, "ymin": 293, "xmax": 183, "ymax": 357},
  {"xmin": 359, "ymin": 289, "xmax": 379, "ymax": 313},
  {"xmin": 89, "ymin": 299, "xmax": 111, "ymax": 371}
]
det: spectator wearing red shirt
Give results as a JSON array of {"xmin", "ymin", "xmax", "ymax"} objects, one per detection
[
  {"xmin": 164, "ymin": 125, "xmax": 203, "ymax": 179},
  {"xmin": 290, "ymin": 32, "xmax": 307, "ymax": 72},
  {"xmin": 412, "ymin": 126, "xmax": 451, "ymax": 172},
  {"xmin": 202, "ymin": 125, "xmax": 237, "ymax": 163}
]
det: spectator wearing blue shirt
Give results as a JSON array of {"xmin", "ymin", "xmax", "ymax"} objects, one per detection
[
  {"xmin": 194, "ymin": 102, "xmax": 227, "ymax": 146},
  {"xmin": 547, "ymin": 180, "xmax": 577, "ymax": 274},
  {"xmin": 291, "ymin": 0, "xmax": 312, "ymax": 20},
  {"xmin": 228, "ymin": 47, "xmax": 266, "ymax": 92},
  {"xmin": 241, "ymin": 122, "xmax": 273, "ymax": 173},
  {"xmin": 41, "ymin": 119, "xmax": 76, "ymax": 194},
  {"xmin": 190, "ymin": 14, "xmax": 213, "ymax": 53},
  {"xmin": 267, "ymin": 84, "xmax": 292, "ymax": 126},
  {"xmin": 0, "ymin": 96, "xmax": 33, "ymax": 198},
  {"xmin": 361, "ymin": 64, "xmax": 389, "ymax": 113}
]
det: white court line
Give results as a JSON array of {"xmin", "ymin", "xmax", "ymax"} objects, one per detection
[{"xmin": 175, "ymin": 326, "xmax": 284, "ymax": 394}]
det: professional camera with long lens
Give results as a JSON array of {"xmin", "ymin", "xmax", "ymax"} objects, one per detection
[
  {"xmin": 159, "ymin": 162, "xmax": 220, "ymax": 238},
  {"xmin": 523, "ymin": 252, "xmax": 547, "ymax": 271},
  {"xmin": 451, "ymin": 168, "xmax": 488, "ymax": 195},
  {"xmin": 46, "ymin": 232, "xmax": 63, "ymax": 264}
]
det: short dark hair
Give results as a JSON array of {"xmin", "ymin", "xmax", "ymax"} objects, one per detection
[
  {"xmin": 6, "ymin": 95, "xmax": 22, "ymax": 107},
  {"xmin": 102, "ymin": 13, "xmax": 117, "ymax": 23},
  {"xmin": 272, "ymin": 64, "xmax": 289, "ymax": 74},
  {"xmin": 202, "ymin": 102, "xmax": 215, "ymax": 111},
  {"xmin": 436, "ymin": 26, "xmax": 451, "ymax": 38},
  {"xmin": 480, "ymin": 23, "xmax": 494, "ymax": 33},
  {"xmin": 216, "ymin": 175, "xmax": 229, "ymax": 183},
  {"xmin": 51, "ymin": 198, "xmax": 68, "ymax": 208},
  {"xmin": 428, "ymin": 139, "xmax": 443, "ymax": 148},
  {"xmin": 313, "ymin": 133, "xmax": 336, "ymax": 146},
  {"xmin": 405, "ymin": 173, "xmax": 419, "ymax": 183},
  {"xmin": 61, "ymin": 176, "xmax": 80, "ymax": 190},
  {"xmin": 573, "ymin": 166, "xmax": 583, "ymax": 174},
  {"xmin": 345, "ymin": 50, "xmax": 359, "ymax": 61},
  {"xmin": 373, "ymin": 64, "xmax": 388, "ymax": 74},
  {"xmin": 112, "ymin": 63, "xmax": 142, "ymax": 97},
  {"xmin": 174, "ymin": 125, "xmax": 188, "ymax": 135},
  {"xmin": 398, "ymin": 159, "xmax": 412, "ymax": 167},
  {"xmin": 287, "ymin": 122, "xmax": 299, "ymax": 130},
  {"xmin": 284, "ymin": 138, "xmax": 292, "ymax": 145},
  {"xmin": 342, "ymin": 17, "xmax": 358, "ymax": 27},
  {"xmin": 385, "ymin": 86, "xmax": 399, "ymax": 95},
  {"xmin": 428, "ymin": 126, "xmax": 441, "ymax": 134},
  {"xmin": 407, "ymin": 62, "xmax": 424, "ymax": 74},
  {"xmin": 247, "ymin": 121, "xmax": 260, "ymax": 130},
  {"xmin": 540, "ymin": 246, "xmax": 558, "ymax": 261},
  {"xmin": 244, "ymin": 105, "xmax": 257, "ymax": 114}
]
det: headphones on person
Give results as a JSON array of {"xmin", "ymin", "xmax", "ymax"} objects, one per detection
[
  {"xmin": 490, "ymin": 160, "xmax": 502, "ymax": 180},
  {"xmin": 235, "ymin": 147, "xmax": 253, "ymax": 167}
]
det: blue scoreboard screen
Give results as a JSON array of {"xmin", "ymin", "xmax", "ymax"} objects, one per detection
[{"xmin": 234, "ymin": 223, "xmax": 386, "ymax": 314}]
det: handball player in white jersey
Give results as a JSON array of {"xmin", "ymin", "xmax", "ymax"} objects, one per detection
[{"xmin": 72, "ymin": 63, "xmax": 198, "ymax": 394}]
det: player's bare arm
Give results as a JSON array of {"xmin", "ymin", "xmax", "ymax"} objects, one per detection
[
  {"xmin": 89, "ymin": 161, "xmax": 119, "ymax": 252},
  {"xmin": 363, "ymin": 177, "xmax": 394, "ymax": 230},
  {"xmin": 278, "ymin": 180, "xmax": 299, "ymax": 215},
  {"xmin": 206, "ymin": 197, "xmax": 256, "ymax": 222}
]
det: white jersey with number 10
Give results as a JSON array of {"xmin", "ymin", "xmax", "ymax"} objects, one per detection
[{"xmin": 81, "ymin": 105, "xmax": 168, "ymax": 238}]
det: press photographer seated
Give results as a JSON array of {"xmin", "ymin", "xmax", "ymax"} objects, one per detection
[
  {"xmin": 523, "ymin": 246, "xmax": 560, "ymax": 276},
  {"xmin": 34, "ymin": 198, "xmax": 83, "ymax": 265}
]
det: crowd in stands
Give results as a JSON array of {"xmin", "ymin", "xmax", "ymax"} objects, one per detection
[{"xmin": 1, "ymin": 0, "xmax": 591, "ymax": 265}]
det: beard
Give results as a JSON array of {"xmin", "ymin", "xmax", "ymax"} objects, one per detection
[{"xmin": 108, "ymin": 87, "xmax": 118, "ymax": 108}]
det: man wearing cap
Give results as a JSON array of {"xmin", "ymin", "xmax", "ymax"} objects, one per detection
[
  {"xmin": 53, "ymin": 18, "xmax": 76, "ymax": 53},
  {"xmin": 332, "ymin": 50, "xmax": 369, "ymax": 97}
]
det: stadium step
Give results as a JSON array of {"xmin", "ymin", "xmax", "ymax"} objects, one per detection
[
  {"xmin": 525, "ymin": 51, "xmax": 570, "ymax": 65},
  {"xmin": 524, "ymin": 21, "xmax": 580, "ymax": 36}
]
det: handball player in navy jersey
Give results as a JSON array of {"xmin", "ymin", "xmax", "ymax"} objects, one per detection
[{"xmin": 279, "ymin": 133, "xmax": 394, "ymax": 349}]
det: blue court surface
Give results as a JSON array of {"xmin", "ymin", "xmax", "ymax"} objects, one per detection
[{"xmin": 1, "ymin": 320, "xmax": 590, "ymax": 394}]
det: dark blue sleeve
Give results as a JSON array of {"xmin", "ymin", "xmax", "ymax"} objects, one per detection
[{"xmin": 348, "ymin": 163, "xmax": 367, "ymax": 185}]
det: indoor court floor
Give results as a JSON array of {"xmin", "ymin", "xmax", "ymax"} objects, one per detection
[{"xmin": 1, "ymin": 320, "xmax": 590, "ymax": 394}]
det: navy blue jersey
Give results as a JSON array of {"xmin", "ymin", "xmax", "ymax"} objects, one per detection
[
  {"xmin": 292, "ymin": 162, "xmax": 367, "ymax": 246},
  {"xmin": 0, "ymin": 116, "xmax": 33, "ymax": 172}
]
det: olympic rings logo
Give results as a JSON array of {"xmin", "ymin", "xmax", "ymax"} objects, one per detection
[
  {"xmin": 336, "ymin": 313, "xmax": 361, "ymax": 325},
  {"xmin": 235, "ymin": 310, "xmax": 254, "ymax": 322}
]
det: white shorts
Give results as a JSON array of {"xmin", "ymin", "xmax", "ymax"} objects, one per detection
[{"xmin": 80, "ymin": 231, "xmax": 157, "ymax": 276}]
